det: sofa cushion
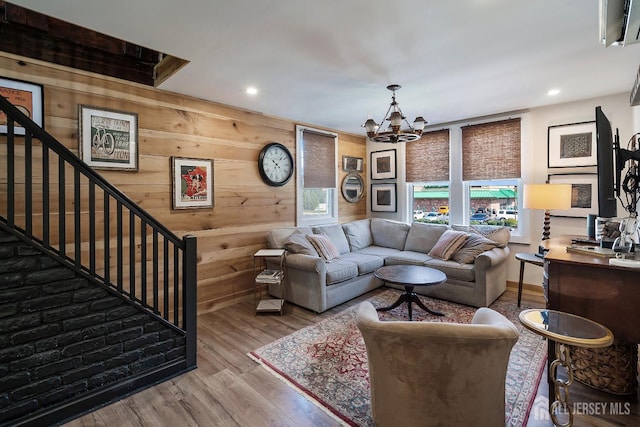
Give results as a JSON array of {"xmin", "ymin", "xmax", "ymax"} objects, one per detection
[
  {"xmin": 384, "ymin": 250, "xmax": 434, "ymax": 266},
  {"xmin": 306, "ymin": 234, "xmax": 340, "ymax": 262},
  {"xmin": 324, "ymin": 260, "xmax": 359, "ymax": 285},
  {"xmin": 313, "ymin": 224, "xmax": 351, "ymax": 255},
  {"xmin": 355, "ymin": 246, "xmax": 403, "ymax": 258},
  {"xmin": 425, "ymin": 258, "xmax": 476, "ymax": 282},
  {"xmin": 283, "ymin": 231, "xmax": 318, "ymax": 256},
  {"xmin": 342, "ymin": 219, "xmax": 373, "ymax": 251},
  {"xmin": 429, "ymin": 230, "xmax": 469, "ymax": 260},
  {"xmin": 341, "ymin": 252, "xmax": 384, "ymax": 275},
  {"xmin": 452, "ymin": 233, "xmax": 500, "ymax": 264},
  {"xmin": 403, "ymin": 222, "xmax": 448, "ymax": 253},
  {"xmin": 267, "ymin": 227, "xmax": 313, "ymax": 249},
  {"xmin": 371, "ymin": 218, "xmax": 410, "ymax": 250},
  {"xmin": 452, "ymin": 224, "xmax": 510, "ymax": 248}
]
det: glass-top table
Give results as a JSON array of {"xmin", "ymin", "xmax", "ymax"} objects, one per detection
[{"xmin": 519, "ymin": 309, "xmax": 614, "ymax": 427}]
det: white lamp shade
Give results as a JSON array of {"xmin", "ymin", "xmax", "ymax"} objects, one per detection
[{"xmin": 523, "ymin": 184, "xmax": 572, "ymax": 210}]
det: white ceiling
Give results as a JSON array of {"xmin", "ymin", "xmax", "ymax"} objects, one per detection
[{"xmin": 10, "ymin": 0, "xmax": 640, "ymax": 135}]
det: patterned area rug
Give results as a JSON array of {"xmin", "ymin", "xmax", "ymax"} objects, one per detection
[{"xmin": 248, "ymin": 289, "xmax": 547, "ymax": 426}]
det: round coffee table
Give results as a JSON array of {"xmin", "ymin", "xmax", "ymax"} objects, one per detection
[
  {"xmin": 374, "ymin": 265, "xmax": 446, "ymax": 320},
  {"xmin": 519, "ymin": 309, "xmax": 614, "ymax": 427}
]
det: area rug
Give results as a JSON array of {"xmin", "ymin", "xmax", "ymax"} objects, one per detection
[{"xmin": 248, "ymin": 289, "xmax": 547, "ymax": 426}]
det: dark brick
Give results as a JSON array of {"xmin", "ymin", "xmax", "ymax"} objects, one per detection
[
  {"xmin": 73, "ymin": 287, "xmax": 109, "ymax": 303},
  {"xmin": 39, "ymin": 256, "xmax": 62, "ymax": 270},
  {"xmin": 130, "ymin": 353, "xmax": 165, "ymax": 374},
  {"xmin": 104, "ymin": 349, "xmax": 142, "ymax": 369},
  {"xmin": 81, "ymin": 323, "xmax": 110, "ymax": 340},
  {"xmin": 0, "ymin": 398, "xmax": 38, "ymax": 422},
  {"xmin": 175, "ymin": 336, "xmax": 186, "ymax": 347},
  {"xmin": 61, "ymin": 363, "xmax": 104, "ymax": 385},
  {"xmin": 0, "ymin": 344, "xmax": 34, "ymax": 363},
  {"xmin": 88, "ymin": 366, "xmax": 130, "ymax": 389},
  {"xmin": 0, "ymin": 394, "xmax": 8, "ymax": 408},
  {"xmin": 0, "ymin": 233, "xmax": 19, "ymax": 243},
  {"xmin": 34, "ymin": 331, "xmax": 82, "ymax": 352},
  {"xmin": 158, "ymin": 328, "xmax": 179, "ymax": 341},
  {"xmin": 143, "ymin": 321, "xmax": 164, "ymax": 333},
  {"xmin": 11, "ymin": 324, "xmax": 60, "ymax": 345},
  {"xmin": 83, "ymin": 344, "xmax": 122, "ymax": 364},
  {"xmin": 10, "ymin": 350, "xmax": 60, "ymax": 371},
  {"xmin": 90, "ymin": 296, "xmax": 123, "ymax": 311},
  {"xmin": 123, "ymin": 333, "xmax": 157, "ymax": 352},
  {"xmin": 0, "ymin": 272, "xmax": 22, "ymax": 289},
  {"xmin": 61, "ymin": 337, "xmax": 105, "ymax": 357},
  {"xmin": 11, "ymin": 377, "xmax": 61, "ymax": 400},
  {"xmin": 143, "ymin": 339, "xmax": 175, "ymax": 357},
  {"xmin": 20, "ymin": 293, "xmax": 73, "ymax": 312},
  {"xmin": 0, "ymin": 246, "xmax": 14, "ymax": 259},
  {"xmin": 165, "ymin": 346, "xmax": 186, "ymax": 361},
  {"xmin": 40, "ymin": 381, "xmax": 87, "ymax": 406},
  {"xmin": 16, "ymin": 246, "xmax": 41, "ymax": 256},
  {"xmin": 0, "ymin": 303, "xmax": 18, "ymax": 319},
  {"xmin": 122, "ymin": 314, "xmax": 148, "ymax": 329},
  {"xmin": 25, "ymin": 268, "xmax": 75, "ymax": 285},
  {"xmin": 0, "ymin": 313, "xmax": 41, "ymax": 334},
  {"xmin": 106, "ymin": 326, "xmax": 142, "ymax": 345},
  {"xmin": 0, "ymin": 364, "xmax": 8, "ymax": 376},
  {"xmin": 62, "ymin": 313, "xmax": 105, "ymax": 331},
  {"xmin": 0, "ymin": 287, "xmax": 41, "ymax": 303},
  {"xmin": 43, "ymin": 303, "xmax": 90, "ymax": 322},
  {"xmin": 0, "ymin": 257, "xmax": 38, "ymax": 274},
  {"xmin": 105, "ymin": 305, "xmax": 139, "ymax": 321},
  {"xmin": 33, "ymin": 357, "xmax": 82, "ymax": 380},
  {"xmin": 41, "ymin": 278, "xmax": 88, "ymax": 295},
  {"xmin": 0, "ymin": 371, "xmax": 30, "ymax": 391}
]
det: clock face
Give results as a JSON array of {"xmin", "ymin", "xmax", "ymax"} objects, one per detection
[{"xmin": 259, "ymin": 143, "xmax": 294, "ymax": 186}]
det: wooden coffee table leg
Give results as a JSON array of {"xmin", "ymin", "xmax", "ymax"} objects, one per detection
[
  {"xmin": 376, "ymin": 292, "xmax": 409, "ymax": 313},
  {"xmin": 376, "ymin": 286, "xmax": 444, "ymax": 320},
  {"xmin": 411, "ymin": 292, "xmax": 444, "ymax": 317}
]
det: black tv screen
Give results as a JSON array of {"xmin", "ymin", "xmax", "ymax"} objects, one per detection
[{"xmin": 595, "ymin": 106, "xmax": 617, "ymax": 218}]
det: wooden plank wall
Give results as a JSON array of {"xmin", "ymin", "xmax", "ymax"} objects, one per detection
[{"xmin": 0, "ymin": 52, "xmax": 367, "ymax": 314}]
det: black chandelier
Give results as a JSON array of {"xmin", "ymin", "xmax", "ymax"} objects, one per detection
[{"xmin": 362, "ymin": 84, "xmax": 426, "ymax": 143}]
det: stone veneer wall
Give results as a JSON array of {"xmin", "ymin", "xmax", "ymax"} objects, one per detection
[{"xmin": 0, "ymin": 229, "xmax": 186, "ymax": 424}]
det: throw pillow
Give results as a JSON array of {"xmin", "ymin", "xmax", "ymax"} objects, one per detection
[
  {"xmin": 469, "ymin": 225, "xmax": 511, "ymax": 248},
  {"xmin": 283, "ymin": 232, "xmax": 318, "ymax": 256},
  {"xmin": 428, "ymin": 230, "xmax": 469, "ymax": 260},
  {"xmin": 452, "ymin": 233, "xmax": 500, "ymax": 264},
  {"xmin": 306, "ymin": 233, "xmax": 341, "ymax": 262}
]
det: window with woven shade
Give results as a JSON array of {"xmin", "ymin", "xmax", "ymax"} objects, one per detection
[
  {"xmin": 462, "ymin": 118, "xmax": 521, "ymax": 181},
  {"xmin": 406, "ymin": 129, "xmax": 450, "ymax": 182}
]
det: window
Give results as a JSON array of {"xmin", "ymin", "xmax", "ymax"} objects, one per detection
[
  {"xmin": 411, "ymin": 183, "xmax": 450, "ymax": 224},
  {"xmin": 296, "ymin": 125, "xmax": 338, "ymax": 226}
]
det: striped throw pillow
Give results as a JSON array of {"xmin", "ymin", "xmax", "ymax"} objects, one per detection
[
  {"xmin": 429, "ymin": 230, "xmax": 469, "ymax": 260},
  {"xmin": 306, "ymin": 233, "xmax": 340, "ymax": 262}
]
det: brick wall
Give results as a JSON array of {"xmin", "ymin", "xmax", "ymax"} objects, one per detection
[{"xmin": 0, "ymin": 229, "xmax": 186, "ymax": 424}]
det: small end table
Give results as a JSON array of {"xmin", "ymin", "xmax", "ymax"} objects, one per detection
[
  {"xmin": 519, "ymin": 309, "xmax": 614, "ymax": 427},
  {"xmin": 514, "ymin": 252, "xmax": 544, "ymax": 307}
]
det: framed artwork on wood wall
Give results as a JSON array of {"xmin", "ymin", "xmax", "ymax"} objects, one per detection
[
  {"xmin": 171, "ymin": 157, "xmax": 214, "ymax": 209},
  {"xmin": 371, "ymin": 149, "xmax": 396, "ymax": 180},
  {"xmin": 0, "ymin": 76, "xmax": 44, "ymax": 135},
  {"xmin": 548, "ymin": 121, "xmax": 597, "ymax": 168},
  {"xmin": 79, "ymin": 105, "xmax": 139, "ymax": 171},
  {"xmin": 371, "ymin": 183, "xmax": 397, "ymax": 212},
  {"xmin": 342, "ymin": 155, "xmax": 364, "ymax": 172},
  {"xmin": 548, "ymin": 173, "xmax": 598, "ymax": 218}
]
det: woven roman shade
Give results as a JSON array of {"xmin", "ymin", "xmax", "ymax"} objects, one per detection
[
  {"xmin": 406, "ymin": 129, "xmax": 450, "ymax": 182},
  {"xmin": 462, "ymin": 118, "xmax": 521, "ymax": 181},
  {"xmin": 302, "ymin": 129, "xmax": 336, "ymax": 189}
]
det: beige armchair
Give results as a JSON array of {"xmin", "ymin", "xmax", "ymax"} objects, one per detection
[{"xmin": 355, "ymin": 301, "xmax": 519, "ymax": 427}]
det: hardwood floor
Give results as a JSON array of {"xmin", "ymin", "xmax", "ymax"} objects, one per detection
[{"xmin": 63, "ymin": 289, "xmax": 639, "ymax": 427}]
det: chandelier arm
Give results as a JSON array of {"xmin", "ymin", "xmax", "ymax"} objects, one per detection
[{"xmin": 376, "ymin": 103, "xmax": 395, "ymax": 134}]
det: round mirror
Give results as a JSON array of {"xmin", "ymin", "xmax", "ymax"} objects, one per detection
[{"xmin": 341, "ymin": 173, "xmax": 364, "ymax": 203}]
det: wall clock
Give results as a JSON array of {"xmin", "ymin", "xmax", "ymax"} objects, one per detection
[{"xmin": 258, "ymin": 142, "xmax": 294, "ymax": 186}]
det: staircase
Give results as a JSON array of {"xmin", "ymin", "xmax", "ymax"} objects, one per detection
[{"xmin": 0, "ymin": 96, "xmax": 197, "ymax": 426}]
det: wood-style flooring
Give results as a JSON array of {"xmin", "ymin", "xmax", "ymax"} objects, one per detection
[{"xmin": 63, "ymin": 289, "xmax": 639, "ymax": 427}]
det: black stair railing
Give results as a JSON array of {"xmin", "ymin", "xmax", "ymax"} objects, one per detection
[{"xmin": 0, "ymin": 95, "xmax": 196, "ymax": 367}]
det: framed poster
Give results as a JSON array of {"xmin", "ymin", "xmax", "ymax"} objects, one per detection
[
  {"xmin": 548, "ymin": 121, "xmax": 597, "ymax": 168},
  {"xmin": 172, "ymin": 157, "xmax": 214, "ymax": 209},
  {"xmin": 79, "ymin": 105, "xmax": 139, "ymax": 171},
  {"xmin": 371, "ymin": 183, "xmax": 397, "ymax": 212},
  {"xmin": 548, "ymin": 173, "xmax": 598, "ymax": 218},
  {"xmin": 342, "ymin": 155, "xmax": 363, "ymax": 172},
  {"xmin": 0, "ymin": 77, "xmax": 44, "ymax": 135},
  {"xmin": 371, "ymin": 149, "xmax": 396, "ymax": 180}
]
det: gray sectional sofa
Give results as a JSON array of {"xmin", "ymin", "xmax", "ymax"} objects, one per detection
[{"xmin": 265, "ymin": 218, "xmax": 511, "ymax": 313}]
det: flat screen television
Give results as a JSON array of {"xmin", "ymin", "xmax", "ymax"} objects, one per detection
[{"xmin": 595, "ymin": 106, "xmax": 617, "ymax": 218}]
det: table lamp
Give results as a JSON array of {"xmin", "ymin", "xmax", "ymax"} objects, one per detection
[{"xmin": 523, "ymin": 183, "xmax": 572, "ymax": 255}]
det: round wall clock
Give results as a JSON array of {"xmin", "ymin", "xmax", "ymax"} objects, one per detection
[{"xmin": 258, "ymin": 142, "xmax": 294, "ymax": 186}]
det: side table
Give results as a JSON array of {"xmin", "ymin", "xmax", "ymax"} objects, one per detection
[
  {"xmin": 514, "ymin": 252, "xmax": 544, "ymax": 307},
  {"xmin": 253, "ymin": 249, "xmax": 286, "ymax": 315},
  {"xmin": 519, "ymin": 309, "xmax": 614, "ymax": 427}
]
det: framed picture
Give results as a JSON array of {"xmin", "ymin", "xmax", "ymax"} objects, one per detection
[
  {"xmin": 342, "ymin": 155, "xmax": 364, "ymax": 172},
  {"xmin": 171, "ymin": 157, "xmax": 214, "ymax": 209},
  {"xmin": 548, "ymin": 173, "xmax": 598, "ymax": 218},
  {"xmin": 79, "ymin": 105, "xmax": 139, "ymax": 171},
  {"xmin": 371, "ymin": 149, "xmax": 396, "ymax": 180},
  {"xmin": 0, "ymin": 77, "xmax": 44, "ymax": 135},
  {"xmin": 371, "ymin": 183, "xmax": 397, "ymax": 212},
  {"xmin": 548, "ymin": 121, "xmax": 597, "ymax": 168}
]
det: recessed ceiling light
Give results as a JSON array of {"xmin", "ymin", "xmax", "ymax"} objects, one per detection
[
  {"xmin": 246, "ymin": 86, "xmax": 258, "ymax": 96},
  {"xmin": 547, "ymin": 88, "xmax": 560, "ymax": 96}
]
